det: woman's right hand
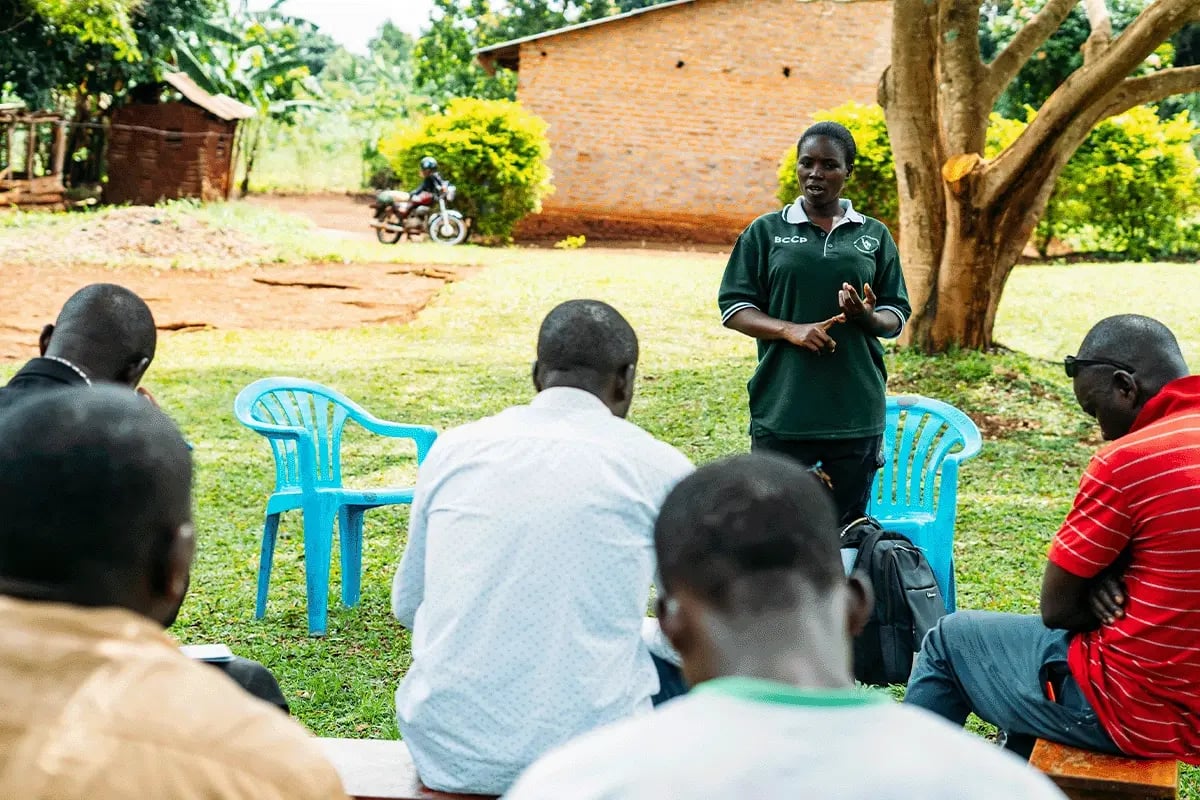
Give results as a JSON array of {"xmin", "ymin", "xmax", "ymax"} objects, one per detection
[{"xmin": 782, "ymin": 315, "xmax": 845, "ymax": 352}]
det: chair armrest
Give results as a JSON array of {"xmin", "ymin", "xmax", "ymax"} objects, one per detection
[
  {"xmin": 238, "ymin": 419, "xmax": 307, "ymax": 442},
  {"xmin": 353, "ymin": 416, "xmax": 438, "ymax": 461}
]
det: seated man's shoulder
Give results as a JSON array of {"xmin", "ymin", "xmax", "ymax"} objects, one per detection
[
  {"xmin": 507, "ymin": 699, "xmax": 688, "ymax": 797},
  {"xmin": 510, "ymin": 697, "xmax": 1064, "ymax": 800},
  {"xmin": 597, "ymin": 425, "xmax": 694, "ymax": 486},
  {"xmin": 104, "ymin": 652, "xmax": 345, "ymax": 796}
]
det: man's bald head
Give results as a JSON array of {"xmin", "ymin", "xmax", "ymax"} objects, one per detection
[
  {"xmin": 0, "ymin": 387, "xmax": 194, "ymax": 624},
  {"xmin": 534, "ymin": 300, "xmax": 640, "ymax": 417},
  {"xmin": 40, "ymin": 284, "xmax": 157, "ymax": 387},
  {"xmin": 1077, "ymin": 315, "xmax": 1187, "ymax": 394},
  {"xmin": 1072, "ymin": 315, "xmax": 1189, "ymax": 441}
]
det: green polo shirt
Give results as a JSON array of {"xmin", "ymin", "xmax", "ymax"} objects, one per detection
[{"xmin": 718, "ymin": 199, "xmax": 910, "ymax": 439}]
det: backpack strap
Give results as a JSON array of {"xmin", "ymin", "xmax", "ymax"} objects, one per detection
[
  {"xmin": 839, "ymin": 515, "xmax": 883, "ymax": 549},
  {"xmin": 851, "ymin": 525, "xmax": 890, "ymax": 574}
]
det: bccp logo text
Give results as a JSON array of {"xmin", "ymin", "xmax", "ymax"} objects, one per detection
[{"xmin": 773, "ymin": 235, "xmax": 808, "ymax": 244}]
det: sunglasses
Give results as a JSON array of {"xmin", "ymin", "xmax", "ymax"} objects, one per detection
[{"xmin": 1063, "ymin": 355, "xmax": 1137, "ymax": 378}]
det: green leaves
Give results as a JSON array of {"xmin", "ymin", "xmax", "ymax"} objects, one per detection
[
  {"xmin": 979, "ymin": 0, "xmax": 1162, "ymax": 119},
  {"xmin": 1051, "ymin": 108, "xmax": 1200, "ymax": 259},
  {"xmin": 778, "ymin": 100, "xmax": 1200, "ymax": 261},
  {"xmin": 29, "ymin": 0, "xmax": 143, "ymax": 62}
]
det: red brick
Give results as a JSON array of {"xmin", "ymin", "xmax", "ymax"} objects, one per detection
[{"xmin": 496, "ymin": 0, "xmax": 893, "ymax": 243}]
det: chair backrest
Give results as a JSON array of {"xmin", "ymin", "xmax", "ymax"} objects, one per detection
[
  {"xmin": 234, "ymin": 377, "xmax": 436, "ymax": 494},
  {"xmin": 871, "ymin": 395, "xmax": 982, "ymax": 518},
  {"xmin": 235, "ymin": 378, "xmax": 360, "ymax": 491}
]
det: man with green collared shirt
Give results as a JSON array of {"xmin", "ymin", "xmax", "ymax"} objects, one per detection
[
  {"xmin": 719, "ymin": 122, "xmax": 910, "ymax": 523},
  {"xmin": 506, "ymin": 454, "xmax": 1065, "ymax": 800}
]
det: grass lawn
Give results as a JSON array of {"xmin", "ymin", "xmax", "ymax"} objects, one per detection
[{"xmin": 1, "ymin": 214, "xmax": 1196, "ymax": 795}]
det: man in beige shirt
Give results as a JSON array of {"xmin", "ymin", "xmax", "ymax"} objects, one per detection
[{"xmin": 0, "ymin": 387, "xmax": 348, "ymax": 800}]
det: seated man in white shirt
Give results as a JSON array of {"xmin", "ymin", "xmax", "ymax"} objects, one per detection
[
  {"xmin": 506, "ymin": 454, "xmax": 1067, "ymax": 800},
  {"xmin": 391, "ymin": 299, "xmax": 694, "ymax": 795}
]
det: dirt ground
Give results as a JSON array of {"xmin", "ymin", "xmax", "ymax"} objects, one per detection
[
  {"xmin": 0, "ymin": 194, "xmax": 469, "ymax": 361},
  {"xmin": 244, "ymin": 192, "xmax": 378, "ymax": 240}
]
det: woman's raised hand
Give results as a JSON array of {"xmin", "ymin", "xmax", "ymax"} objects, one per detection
[{"xmin": 839, "ymin": 282, "xmax": 876, "ymax": 320}]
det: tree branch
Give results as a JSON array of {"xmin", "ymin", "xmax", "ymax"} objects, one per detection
[
  {"xmin": 984, "ymin": 0, "xmax": 1198, "ymax": 205},
  {"xmin": 984, "ymin": 0, "xmax": 1078, "ymax": 108},
  {"xmin": 1082, "ymin": 0, "xmax": 1113, "ymax": 62},
  {"xmin": 1096, "ymin": 65, "xmax": 1200, "ymax": 119},
  {"xmin": 939, "ymin": 0, "xmax": 988, "ymax": 153}
]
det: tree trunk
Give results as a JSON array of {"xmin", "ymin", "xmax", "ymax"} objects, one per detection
[
  {"xmin": 886, "ymin": 0, "xmax": 1200, "ymax": 353},
  {"xmin": 239, "ymin": 119, "xmax": 260, "ymax": 197},
  {"xmin": 902, "ymin": 150, "xmax": 1067, "ymax": 351}
]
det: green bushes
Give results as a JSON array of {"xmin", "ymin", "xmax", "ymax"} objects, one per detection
[
  {"xmin": 377, "ymin": 98, "xmax": 553, "ymax": 239},
  {"xmin": 777, "ymin": 102, "xmax": 898, "ymax": 231},
  {"xmin": 1048, "ymin": 107, "xmax": 1200, "ymax": 260},
  {"xmin": 778, "ymin": 102, "xmax": 1200, "ymax": 260}
]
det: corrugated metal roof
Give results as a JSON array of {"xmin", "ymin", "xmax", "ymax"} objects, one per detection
[
  {"xmin": 164, "ymin": 72, "xmax": 256, "ymax": 121},
  {"xmin": 473, "ymin": 0, "xmax": 698, "ymax": 56}
]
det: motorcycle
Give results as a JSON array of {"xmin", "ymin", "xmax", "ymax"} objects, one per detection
[{"xmin": 370, "ymin": 183, "xmax": 469, "ymax": 246}]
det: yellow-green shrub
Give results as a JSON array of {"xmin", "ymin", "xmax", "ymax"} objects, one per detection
[{"xmin": 378, "ymin": 98, "xmax": 553, "ymax": 239}]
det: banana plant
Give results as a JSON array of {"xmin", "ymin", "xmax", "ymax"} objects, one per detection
[{"xmin": 163, "ymin": 1, "xmax": 328, "ymax": 193}]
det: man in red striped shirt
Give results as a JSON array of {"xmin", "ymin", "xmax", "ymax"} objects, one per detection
[{"xmin": 906, "ymin": 314, "xmax": 1200, "ymax": 765}]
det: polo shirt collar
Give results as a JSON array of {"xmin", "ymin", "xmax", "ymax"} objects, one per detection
[
  {"xmin": 782, "ymin": 198, "xmax": 866, "ymax": 226},
  {"xmin": 530, "ymin": 386, "xmax": 613, "ymax": 415},
  {"xmin": 694, "ymin": 675, "xmax": 885, "ymax": 708},
  {"xmin": 1129, "ymin": 375, "xmax": 1200, "ymax": 434}
]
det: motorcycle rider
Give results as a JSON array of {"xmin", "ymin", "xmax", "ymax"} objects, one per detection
[{"xmin": 399, "ymin": 156, "xmax": 449, "ymax": 221}]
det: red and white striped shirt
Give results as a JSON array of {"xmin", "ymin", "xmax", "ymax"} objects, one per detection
[{"xmin": 1049, "ymin": 375, "xmax": 1200, "ymax": 763}]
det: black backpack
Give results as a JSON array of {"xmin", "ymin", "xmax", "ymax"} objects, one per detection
[{"xmin": 840, "ymin": 516, "xmax": 946, "ymax": 686}]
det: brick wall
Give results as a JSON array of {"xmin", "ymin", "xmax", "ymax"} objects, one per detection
[
  {"xmin": 510, "ymin": 0, "xmax": 893, "ymax": 243},
  {"xmin": 107, "ymin": 104, "xmax": 237, "ymax": 206}
]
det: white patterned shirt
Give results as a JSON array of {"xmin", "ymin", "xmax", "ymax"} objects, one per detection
[{"xmin": 392, "ymin": 387, "xmax": 694, "ymax": 795}]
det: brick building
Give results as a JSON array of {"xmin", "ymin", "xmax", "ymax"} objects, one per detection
[
  {"xmin": 476, "ymin": 0, "xmax": 893, "ymax": 243},
  {"xmin": 105, "ymin": 72, "xmax": 254, "ymax": 206}
]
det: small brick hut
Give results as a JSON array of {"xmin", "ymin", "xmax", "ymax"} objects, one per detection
[
  {"xmin": 105, "ymin": 72, "xmax": 255, "ymax": 205},
  {"xmin": 476, "ymin": 0, "xmax": 893, "ymax": 243}
]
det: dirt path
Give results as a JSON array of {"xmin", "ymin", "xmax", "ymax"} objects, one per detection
[
  {"xmin": 0, "ymin": 259, "xmax": 469, "ymax": 361},
  {"xmin": 245, "ymin": 192, "xmax": 377, "ymax": 240},
  {"xmin": 0, "ymin": 193, "xmax": 477, "ymax": 361}
]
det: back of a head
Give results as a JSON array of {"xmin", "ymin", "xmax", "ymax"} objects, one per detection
[
  {"xmin": 1078, "ymin": 314, "xmax": 1188, "ymax": 392},
  {"xmin": 49, "ymin": 284, "xmax": 157, "ymax": 383},
  {"xmin": 0, "ymin": 387, "xmax": 191, "ymax": 607},
  {"xmin": 536, "ymin": 299, "xmax": 639, "ymax": 376},
  {"xmin": 655, "ymin": 453, "xmax": 842, "ymax": 615}
]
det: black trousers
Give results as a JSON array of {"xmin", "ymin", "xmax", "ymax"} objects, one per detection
[
  {"xmin": 209, "ymin": 656, "xmax": 291, "ymax": 714},
  {"xmin": 751, "ymin": 433, "xmax": 884, "ymax": 524}
]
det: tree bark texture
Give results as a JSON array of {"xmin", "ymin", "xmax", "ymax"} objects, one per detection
[{"xmin": 883, "ymin": 0, "xmax": 1200, "ymax": 352}]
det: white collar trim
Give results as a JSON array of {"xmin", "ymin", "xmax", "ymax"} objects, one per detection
[{"xmin": 782, "ymin": 198, "xmax": 865, "ymax": 226}]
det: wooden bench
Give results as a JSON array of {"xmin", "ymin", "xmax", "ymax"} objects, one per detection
[
  {"xmin": 1030, "ymin": 739, "xmax": 1179, "ymax": 800},
  {"xmin": 317, "ymin": 738, "xmax": 499, "ymax": 800}
]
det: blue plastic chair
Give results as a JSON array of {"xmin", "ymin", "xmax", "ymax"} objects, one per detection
[
  {"xmin": 234, "ymin": 377, "xmax": 437, "ymax": 636},
  {"xmin": 867, "ymin": 395, "xmax": 982, "ymax": 613}
]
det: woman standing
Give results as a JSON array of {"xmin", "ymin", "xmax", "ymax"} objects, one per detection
[{"xmin": 718, "ymin": 121, "xmax": 910, "ymax": 523}]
